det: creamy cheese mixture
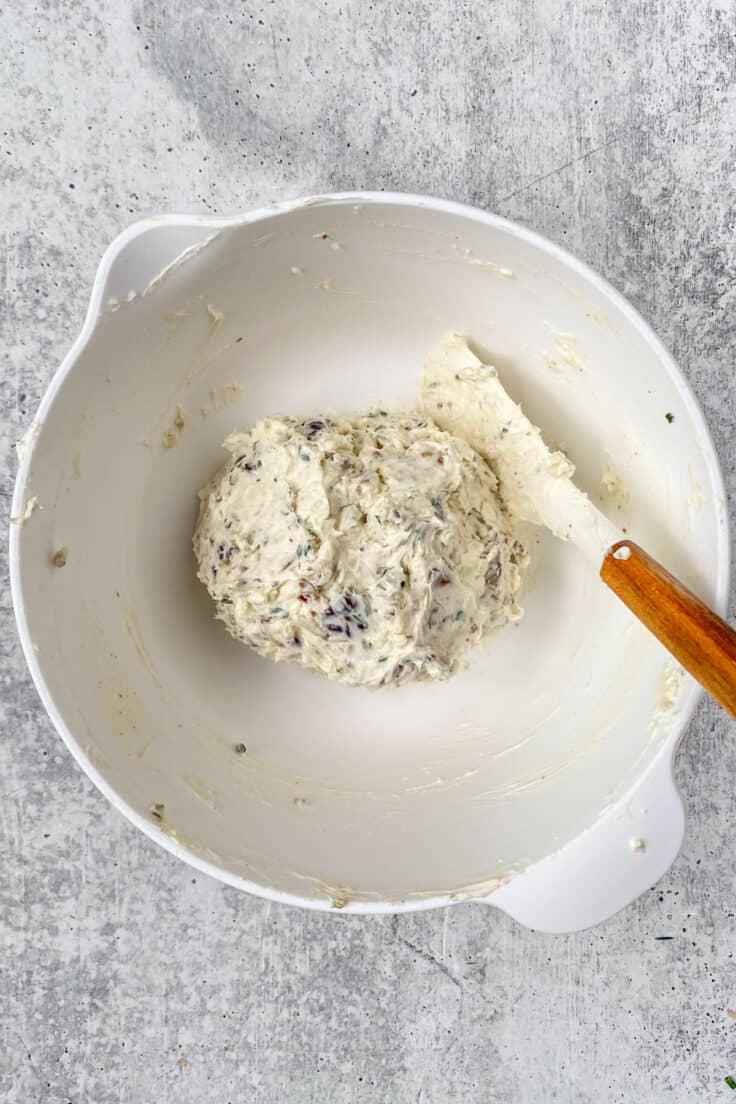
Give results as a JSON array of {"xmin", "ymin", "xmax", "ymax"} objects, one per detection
[{"xmin": 194, "ymin": 411, "xmax": 525, "ymax": 687}]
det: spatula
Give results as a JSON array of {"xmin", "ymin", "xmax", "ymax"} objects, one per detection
[{"xmin": 421, "ymin": 333, "xmax": 736, "ymax": 718}]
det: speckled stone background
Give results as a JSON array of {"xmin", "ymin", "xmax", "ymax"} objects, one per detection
[{"xmin": 2, "ymin": 2, "xmax": 736, "ymax": 1101}]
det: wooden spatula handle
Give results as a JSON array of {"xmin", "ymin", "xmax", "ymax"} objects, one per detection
[{"xmin": 601, "ymin": 540, "xmax": 736, "ymax": 718}]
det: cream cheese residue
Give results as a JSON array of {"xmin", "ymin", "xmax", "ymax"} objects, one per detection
[
  {"xmin": 601, "ymin": 460, "xmax": 627, "ymax": 498},
  {"xmin": 162, "ymin": 406, "xmax": 188, "ymax": 450},
  {"xmin": 200, "ymin": 383, "xmax": 242, "ymax": 419},
  {"xmin": 600, "ymin": 459, "xmax": 630, "ymax": 513},
  {"xmin": 122, "ymin": 601, "xmax": 163, "ymax": 689},
  {"xmin": 107, "ymin": 290, "xmax": 138, "ymax": 313},
  {"xmin": 10, "ymin": 495, "xmax": 40, "ymax": 526},
  {"xmin": 142, "ymin": 232, "xmax": 220, "ymax": 297},
  {"xmin": 252, "ymin": 231, "xmax": 279, "ymax": 248},
  {"xmin": 687, "ymin": 464, "xmax": 704, "ymax": 513},
  {"xmin": 542, "ymin": 328, "xmax": 586, "ymax": 374},
  {"xmin": 447, "ymin": 867, "xmax": 518, "ymax": 902},
  {"xmin": 207, "ymin": 303, "xmax": 225, "ymax": 337},
  {"xmin": 647, "ymin": 662, "xmax": 684, "ymax": 743},
  {"xmin": 180, "ymin": 775, "xmax": 217, "ymax": 810},
  {"xmin": 15, "ymin": 421, "xmax": 40, "ymax": 462}
]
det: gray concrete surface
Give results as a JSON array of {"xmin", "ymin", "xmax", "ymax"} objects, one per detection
[{"xmin": 2, "ymin": 2, "xmax": 736, "ymax": 1101}]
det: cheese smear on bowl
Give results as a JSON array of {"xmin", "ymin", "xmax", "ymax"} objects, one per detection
[{"xmin": 194, "ymin": 409, "xmax": 526, "ymax": 687}]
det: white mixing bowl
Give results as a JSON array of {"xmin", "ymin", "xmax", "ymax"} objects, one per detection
[{"xmin": 10, "ymin": 194, "xmax": 729, "ymax": 932}]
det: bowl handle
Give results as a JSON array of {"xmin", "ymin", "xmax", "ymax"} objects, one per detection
[
  {"xmin": 90, "ymin": 218, "xmax": 223, "ymax": 311},
  {"xmin": 486, "ymin": 756, "xmax": 685, "ymax": 933}
]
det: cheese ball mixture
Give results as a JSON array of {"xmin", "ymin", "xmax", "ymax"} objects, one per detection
[{"xmin": 194, "ymin": 412, "xmax": 525, "ymax": 687}]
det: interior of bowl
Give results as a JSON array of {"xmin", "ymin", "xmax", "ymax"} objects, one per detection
[{"xmin": 13, "ymin": 196, "xmax": 727, "ymax": 906}]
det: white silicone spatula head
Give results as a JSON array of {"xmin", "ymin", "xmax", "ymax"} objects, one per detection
[
  {"xmin": 421, "ymin": 333, "xmax": 736, "ymax": 718},
  {"xmin": 421, "ymin": 333, "xmax": 621, "ymax": 566}
]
